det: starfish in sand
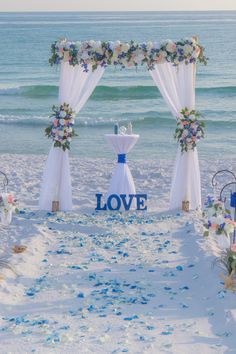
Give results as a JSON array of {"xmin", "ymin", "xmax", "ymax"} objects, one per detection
[{"xmin": 221, "ymin": 273, "xmax": 236, "ymax": 291}]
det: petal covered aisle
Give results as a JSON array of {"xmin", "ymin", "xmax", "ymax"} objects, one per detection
[{"xmin": 0, "ymin": 154, "xmax": 236, "ymax": 354}]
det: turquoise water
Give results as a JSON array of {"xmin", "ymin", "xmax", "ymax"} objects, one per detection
[{"xmin": 0, "ymin": 11, "xmax": 236, "ymax": 159}]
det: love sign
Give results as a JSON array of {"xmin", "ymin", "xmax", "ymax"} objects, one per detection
[{"xmin": 95, "ymin": 194, "xmax": 147, "ymax": 211}]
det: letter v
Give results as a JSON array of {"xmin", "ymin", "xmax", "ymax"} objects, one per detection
[{"xmin": 120, "ymin": 194, "xmax": 135, "ymax": 211}]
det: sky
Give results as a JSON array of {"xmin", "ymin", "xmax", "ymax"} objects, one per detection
[{"xmin": 0, "ymin": 0, "xmax": 236, "ymax": 11}]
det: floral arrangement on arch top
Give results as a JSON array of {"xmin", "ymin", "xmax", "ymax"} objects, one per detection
[{"xmin": 49, "ymin": 37, "xmax": 208, "ymax": 71}]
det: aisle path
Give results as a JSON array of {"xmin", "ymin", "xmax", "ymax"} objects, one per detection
[{"xmin": 1, "ymin": 210, "xmax": 236, "ymax": 354}]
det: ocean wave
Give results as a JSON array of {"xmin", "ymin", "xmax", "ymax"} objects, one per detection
[
  {"xmin": 0, "ymin": 18, "xmax": 235, "ymax": 25},
  {"xmin": 0, "ymin": 85, "xmax": 58, "ymax": 97},
  {"xmin": 1, "ymin": 84, "xmax": 236, "ymax": 101},
  {"xmin": 0, "ymin": 111, "xmax": 176, "ymax": 127},
  {"xmin": 0, "ymin": 111, "xmax": 236, "ymax": 128}
]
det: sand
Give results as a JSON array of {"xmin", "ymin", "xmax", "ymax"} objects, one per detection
[{"xmin": 0, "ymin": 154, "xmax": 236, "ymax": 354}]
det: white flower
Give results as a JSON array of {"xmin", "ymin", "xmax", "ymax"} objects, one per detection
[
  {"xmin": 146, "ymin": 41, "xmax": 153, "ymax": 50},
  {"xmin": 159, "ymin": 50, "xmax": 167, "ymax": 58},
  {"xmin": 82, "ymin": 41, "xmax": 89, "ymax": 50},
  {"xmin": 160, "ymin": 40, "xmax": 169, "ymax": 47},
  {"xmin": 65, "ymin": 41, "xmax": 72, "ymax": 50},
  {"xmin": 173, "ymin": 58, "xmax": 179, "ymax": 65},
  {"xmin": 75, "ymin": 41, "xmax": 82, "ymax": 50},
  {"xmin": 121, "ymin": 43, "xmax": 130, "ymax": 52},
  {"xmin": 81, "ymin": 51, "xmax": 90, "ymax": 60},
  {"xmin": 210, "ymin": 216, "xmax": 224, "ymax": 225},
  {"xmin": 94, "ymin": 41, "xmax": 102, "ymax": 50},
  {"xmin": 183, "ymin": 44, "xmax": 193, "ymax": 55},
  {"xmin": 108, "ymin": 41, "xmax": 114, "ymax": 51},
  {"xmin": 60, "ymin": 110, "xmax": 67, "ymax": 118},
  {"xmin": 114, "ymin": 40, "xmax": 121, "ymax": 48},
  {"xmin": 224, "ymin": 223, "xmax": 234, "ymax": 236},
  {"xmin": 166, "ymin": 40, "xmax": 176, "ymax": 53},
  {"xmin": 88, "ymin": 40, "xmax": 96, "ymax": 47},
  {"xmin": 58, "ymin": 39, "xmax": 67, "ymax": 48},
  {"xmin": 59, "ymin": 119, "xmax": 65, "ymax": 126}
]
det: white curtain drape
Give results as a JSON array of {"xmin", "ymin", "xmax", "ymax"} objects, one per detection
[
  {"xmin": 39, "ymin": 63, "xmax": 104, "ymax": 211},
  {"xmin": 150, "ymin": 62, "xmax": 201, "ymax": 210}
]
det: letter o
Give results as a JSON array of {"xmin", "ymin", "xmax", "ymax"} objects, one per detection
[{"xmin": 107, "ymin": 194, "xmax": 121, "ymax": 211}]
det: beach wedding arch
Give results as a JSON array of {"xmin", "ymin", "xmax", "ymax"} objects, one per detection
[{"xmin": 39, "ymin": 36, "xmax": 207, "ymax": 212}]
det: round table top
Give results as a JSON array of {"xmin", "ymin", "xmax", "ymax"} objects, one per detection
[
  {"xmin": 105, "ymin": 134, "xmax": 139, "ymax": 154},
  {"xmin": 105, "ymin": 134, "xmax": 139, "ymax": 138}
]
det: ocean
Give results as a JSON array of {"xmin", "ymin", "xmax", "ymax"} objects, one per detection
[{"xmin": 0, "ymin": 11, "xmax": 235, "ymax": 160}]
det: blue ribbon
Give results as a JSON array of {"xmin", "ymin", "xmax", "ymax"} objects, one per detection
[
  {"xmin": 230, "ymin": 192, "xmax": 236, "ymax": 208},
  {"xmin": 118, "ymin": 154, "xmax": 126, "ymax": 163}
]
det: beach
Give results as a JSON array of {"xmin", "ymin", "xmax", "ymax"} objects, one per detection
[
  {"xmin": 0, "ymin": 9, "xmax": 236, "ymax": 354},
  {"xmin": 0, "ymin": 154, "xmax": 236, "ymax": 353}
]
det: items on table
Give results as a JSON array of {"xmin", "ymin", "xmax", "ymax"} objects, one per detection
[
  {"xmin": 127, "ymin": 122, "xmax": 133, "ymax": 135},
  {"xmin": 114, "ymin": 122, "xmax": 133, "ymax": 135},
  {"xmin": 114, "ymin": 123, "xmax": 119, "ymax": 135}
]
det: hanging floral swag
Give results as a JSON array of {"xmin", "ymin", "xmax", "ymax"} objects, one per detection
[
  {"xmin": 45, "ymin": 103, "xmax": 77, "ymax": 151},
  {"xmin": 174, "ymin": 108, "xmax": 205, "ymax": 153},
  {"xmin": 49, "ymin": 37, "xmax": 208, "ymax": 71}
]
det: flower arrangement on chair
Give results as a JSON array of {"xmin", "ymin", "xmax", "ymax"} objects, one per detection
[
  {"xmin": 203, "ymin": 196, "xmax": 235, "ymax": 238},
  {"xmin": 202, "ymin": 171, "xmax": 236, "ymax": 290},
  {"xmin": 0, "ymin": 193, "xmax": 18, "ymax": 225}
]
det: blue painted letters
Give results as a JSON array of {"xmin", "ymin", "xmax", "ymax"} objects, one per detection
[{"xmin": 95, "ymin": 193, "xmax": 147, "ymax": 211}]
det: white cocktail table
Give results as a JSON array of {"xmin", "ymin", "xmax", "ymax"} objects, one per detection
[{"xmin": 105, "ymin": 134, "xmax": 139, "ymax": 199}]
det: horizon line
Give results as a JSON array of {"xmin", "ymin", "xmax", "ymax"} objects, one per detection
[{"xmin": 0, "ymin": 9, "xmax": 236, "ymax": 13}]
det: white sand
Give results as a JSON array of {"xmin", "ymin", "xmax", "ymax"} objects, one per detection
[{"xmin": 0, "ymin": 154, "xmax": 236, "ymax": 354}]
